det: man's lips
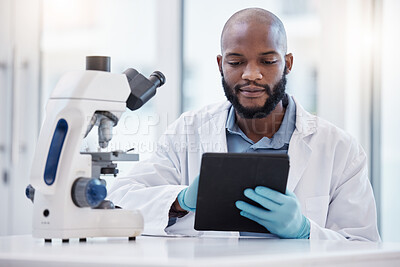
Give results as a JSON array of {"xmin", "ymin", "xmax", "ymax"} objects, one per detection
[{"xmin": 238, "ymin": 86, "xmax": 266, "ymax": 97}]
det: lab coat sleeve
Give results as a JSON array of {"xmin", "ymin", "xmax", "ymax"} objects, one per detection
[
  {"xmin": 107, "ymin": 130, "xmax": 189, "ymax": 236},
  {"xmin": 309, "ymin": 140, "xmax": 381, "ymax": 242}
]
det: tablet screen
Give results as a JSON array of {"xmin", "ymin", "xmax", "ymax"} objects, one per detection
[{"xmin": 194, "ymin": 152, "xmax": 289, "ymax": 233}]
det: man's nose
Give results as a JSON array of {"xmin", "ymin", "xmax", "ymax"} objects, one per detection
[{"xmin": 242, "ymin": 63, "xmax": 262, "ymax": 81}]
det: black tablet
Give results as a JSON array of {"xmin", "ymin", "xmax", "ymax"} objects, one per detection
[{"xmin": 194, "ymin": 152, "xmax": 290, "ymax": 233}]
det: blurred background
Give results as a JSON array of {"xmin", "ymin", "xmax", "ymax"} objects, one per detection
[{"xmin": 0, "ymin": 0, "xmax": 399, "ymax": 241}]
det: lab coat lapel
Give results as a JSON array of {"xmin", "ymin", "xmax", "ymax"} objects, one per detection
[
  {"xmin": 287, "ymin": 98, "xmax": 316, "ymax": 192},
  {"xmin": 198, "ymin": 104, "xmax": 230, "ymax": 154},
  {"xmin": 287, "ymin": 133, "xmax": 312, "ymax": 192}
]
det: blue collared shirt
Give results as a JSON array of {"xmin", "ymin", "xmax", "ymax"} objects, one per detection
[{"xmin": 226, "ymin": 95, "xmax": 297, "ymax": 154}]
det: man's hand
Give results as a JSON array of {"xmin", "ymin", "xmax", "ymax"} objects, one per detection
[
  {"xmin": 235, "ymin": 186, "xmax": 310, "ymax": 239},
  {"xmin": 176, "ymin": 175, "xmax": 199, "ymax": 212}
]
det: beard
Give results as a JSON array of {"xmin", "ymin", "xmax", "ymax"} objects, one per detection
[{"xmin": 222, "ymin": 68, "xmax": 287, "ymax": 119}]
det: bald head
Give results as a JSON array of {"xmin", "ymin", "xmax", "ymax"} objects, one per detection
[{"xmin": 221, "ymin": 8, "xmax": 287, "ymax": 55}]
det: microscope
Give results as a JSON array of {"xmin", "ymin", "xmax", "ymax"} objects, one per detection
[{"xmin": 25, "ymin": 56, "xmax": 165, "ymax": 242}]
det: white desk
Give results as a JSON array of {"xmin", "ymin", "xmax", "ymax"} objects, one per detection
[{"xmin": 0, "ymin": 235, "xmax": 400, "ymax": 266}]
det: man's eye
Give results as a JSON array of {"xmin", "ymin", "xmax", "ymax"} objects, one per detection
[
  {"xmin": 228, "ymin": 61, "xmax": 242, "ymax": 66},
  {"xmin": 263, "ymin": 60, "xmax": 277, "ymax": 65}
]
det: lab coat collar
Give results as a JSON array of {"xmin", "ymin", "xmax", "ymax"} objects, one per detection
[
  {"xmin": 292, "ymin": 96, "xmax": 317, "ymax": 138},
  {"xmin": 198, "ymin": 97, "xmax": 317, "ymax": 192}
]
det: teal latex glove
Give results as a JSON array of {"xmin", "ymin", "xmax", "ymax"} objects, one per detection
[
  {"xmin": 177, "ymin": 175, "xmax": 199, "ymax": 212},
  {"xmin": 235, "ymin": 186, "xmax": 310, "ymax": 239}
]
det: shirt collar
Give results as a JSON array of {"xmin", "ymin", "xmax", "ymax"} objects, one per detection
[
  {"xmin": 226, "ymin": 105, "xmax": 238, "ymax": 133},
  {"xmin": 225, "ymin": 94, "xmax": 297, "ymax": 147}
]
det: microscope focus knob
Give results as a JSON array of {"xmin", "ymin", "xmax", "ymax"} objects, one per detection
[
  {"xmin": 25, "ymin": 184, "xmax": 35, "ymax": 203},
  {"xmin": 71, "ymin": 178, "xmax": 107, "ymax": 208}
]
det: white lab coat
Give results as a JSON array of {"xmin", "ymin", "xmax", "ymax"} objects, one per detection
[{"xmin": 108, "ymin": 97, "xmax": 381, "ymax": 241}]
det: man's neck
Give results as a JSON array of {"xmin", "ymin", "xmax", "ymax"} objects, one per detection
[{"xmin": 235, "ymin": 101, "xmax": 286, "ymax": 142}]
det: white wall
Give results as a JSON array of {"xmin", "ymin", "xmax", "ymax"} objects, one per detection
[
  {"xmin": 0, "ymin": 0, "xmax": 13, "ymax": 236},
  {"xmin": 317, "ymin": 0, "xmax": 374, "ymax": 158},
  {"xmin": 0, "ymin": 0, "xmax": 41, "ymax": 235},
  {"xmin": 380, "ymin": 0, "xmax": 400, "ymax": 242}
]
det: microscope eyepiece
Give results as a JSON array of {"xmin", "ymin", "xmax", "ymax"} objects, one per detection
[
  {"xmin": 124, "ymin": 68, "xmax": 166, "ymax": 111},
  {"xmin": 86, "ymin": 56, "xmax": 111, "ymax": 72},
  {"xmin": 149, "ymin": 71, "xmax": 166, "ymax": 87}
]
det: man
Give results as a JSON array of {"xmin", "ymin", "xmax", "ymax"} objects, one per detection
[{"xmin": 108, "ymin": 8, "xmax": 380, "ymax": 241}]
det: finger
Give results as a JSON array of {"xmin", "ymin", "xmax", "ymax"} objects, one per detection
[
  {"xmin": 244, "ymin": 188, "xmax": 281, "ymax": 211},
  {"xmin": 235, "ymin": 201, "xmax": 274, "ymax": 222},
  {"xmin": 239, "ymin": 211, "xmax": 270, "ymax": 231},
  {"xmin": 255, "ymin": 186, "xmax": 287, "ymax": 204}
]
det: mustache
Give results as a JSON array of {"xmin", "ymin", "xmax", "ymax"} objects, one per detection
[{"xmin": 233, "ymin": 82, "xmax": 272, "ymax": 96}]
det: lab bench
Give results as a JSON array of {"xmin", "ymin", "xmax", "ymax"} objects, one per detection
[{"xmin": 0, "ymin": 235, "xmax": 400, "ymax": 266}]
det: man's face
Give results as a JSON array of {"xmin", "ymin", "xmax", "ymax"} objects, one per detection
[
  {"xmin": 222, "ymin": 69, "xmax": 287, "ymax": 119},
  {"xmin": 217, "ymin": 20, "xmax": 292, "ymax": 119}
]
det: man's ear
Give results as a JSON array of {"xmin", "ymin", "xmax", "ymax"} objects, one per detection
[
  {"xmin": 217, "ymin": 55, "xmax": 223, "ymax": 75},
  {"xmin": 284, "ymin": 53, "xmax": 293, "ymax": 74}
]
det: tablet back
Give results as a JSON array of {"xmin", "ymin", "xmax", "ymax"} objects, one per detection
[{"xmin": 194, "ymin": 152, "xmax": 289, "ymax": 233}]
